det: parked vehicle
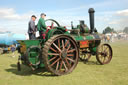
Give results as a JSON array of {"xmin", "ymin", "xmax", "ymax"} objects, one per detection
[
  {"xmin": 17, "ymin": 8, "xmax": 113, "ymax": 76},
  {"xmin": 0, "ymin": 31, "xmax": 26, "ymax": 54}
]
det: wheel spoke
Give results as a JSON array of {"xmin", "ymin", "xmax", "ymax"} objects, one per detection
[
  {"xmin": 106, "ymin": 56, "xmax": 109, "ymax": 61},
  {"xmin": 102, "ymin": 45, "xmax": 104, "ymax": 52},
  {"xmin": 59, "ymin": 60, "xmax": 63, "ymax": 71},
  {"xmin": 98, "ymin": 52, "xmax": 102, "ymax": 55},
  {"xmin": 104, "ymin": 47, "xmax": 108, "ymax": 53},
  {"xmin": 56, "ymin": 61, "xmax": 59, "ymax": 71},
  {"xmin": 62, "ymin": 40, "xmax": 65, "ymax": 50},
  {"xmin": 49, "ymin": 56, "xmax": 57, "ymax": 62},
  {"xmin": 98, "ymin": 54, "xmax": 102, "ymax": 59},
  {"xmin": 67, "ymin": 54, "xmax": 74, "ymax": 57},
  {"xmin": 107, "ymin": 52, "xmax": 111, "ymax": 58},
  {"xmin": 58, "ymin": 39, "xmax": 60, "ymax": 49},
  {"xmin": 53, "ymin": 43, "xmax": 62, "ymax": 52},
  {"xmin": 67, "ymin": 44, "xmax": 71, "ymax": 51},
  {"xmin": 106, "ymin": 49, "xmax": 110, "ymax": 58},
  {"xmin": 50, "ymin": 47, "xmax": 57, "ymax": 53},
  {"xmin": 67, "ymin": 57, "xmax": 75, "ymax": 63},
  {"xmin": 62, "ymin": 61, "xmax": 68, "ymax": 71},
  {"xmin": 99, "ymin": 55, "xmax": 104, "ymax": 61},
  {"xmin": 48, "ymin": 53, "xmax": 59, "ymax": 56},
  {"xmin": 83, "ymin": 55, "xmax": 86, "ymax": 59},
  {"xmin": 64, "ymin": 40, "xmax": 69, "ymax": 48},
  {"xmin": 102, "ymin": 56, "xmax": 105, "ymax": 62},
  {"xmin": 87, "ymin": 53, "xmax": 89, "ymax": 56},
  {"xmin": 103, "ymin": 57, "xmax": 106, "ymax": 63},
  {"xmin": 67, "ymin": 49, "xmax": 76, "ymax": 53},
  {"xmin": 105, "ymin": 48, "xmax": 109, "ymax": 53},
  {"xmin": 50, "ymin": 58, "xmax": 61, "ymax": 67},
  {"xmin": 65, "ymin": 58, "xmax": 71, "ymax": 68},
  {"xmin": 84, "ymin": 55, "xmax": 86, "ymax": 59}
]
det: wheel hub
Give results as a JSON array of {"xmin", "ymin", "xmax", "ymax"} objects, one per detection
[
  {"xmin": 101, "ymin": 52, "xmax": 107, "ymax": 57},
  {"xmin": 61, "ymin": 49, "xmax": 67, "ymax": 59}
]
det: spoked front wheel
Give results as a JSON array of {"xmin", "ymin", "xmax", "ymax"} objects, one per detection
[{"xmin": 96, "ymin": 44, "xmax": 113, "ymax": 65}]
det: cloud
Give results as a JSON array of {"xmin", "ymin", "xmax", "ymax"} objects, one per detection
[
  {"xmin": 0, "ymin": 8, "xmax": 35, "ymax": 21},
  {"xmin": 0, "ymin": 8, "xmax": 20, "ymax": 20},
  {"xmin": 0, "ymin": 8, "xmax": 39, "ymax": 34},
  {"xmin": 0, "ymin": 0, "xmax": 128, "ymax": 34},
  {"xmin": 44, "ymin": 0, "xmax": 127, "ymax": 32},
  {"xmin": 0, "ymin": 7, "xmax": 90, "ymax": 34},
  {"xmin": 116, "ymin": 9, "xmax": 128, "ymax": 16},
  {"xmin": 45, "ymin": 0, "xmax": 119, "ymax": 16},
  {"xmin": 0, "ymin": 7, "xmax": 115, "ymax": 34},
  {"xmin": 107, "ymin": 9, "xmax": 128, "ymax": 30}
]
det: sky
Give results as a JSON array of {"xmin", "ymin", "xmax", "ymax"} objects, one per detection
[{"xmin": 0, "ymin": 0, "xmax": 128, "ymax": 34}]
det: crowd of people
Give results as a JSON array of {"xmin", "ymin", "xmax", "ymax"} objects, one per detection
[{"xmin": 101, "ymin": 32, "xmax": 128, "ymax": 43}]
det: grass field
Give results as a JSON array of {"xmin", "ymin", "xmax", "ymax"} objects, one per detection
[{"xmin": 0, "ymin": 41, "xmax": 128, "ymax": 85}]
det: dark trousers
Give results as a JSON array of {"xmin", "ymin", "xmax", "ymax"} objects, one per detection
[{"xmin": 28, "ymin": 33, "xmax": 35, "ymax": 40}]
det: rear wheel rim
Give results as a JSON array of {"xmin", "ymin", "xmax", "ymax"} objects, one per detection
[{"xmin": 43, "ymin": 35, "xmax": 79, "ymax": 75}]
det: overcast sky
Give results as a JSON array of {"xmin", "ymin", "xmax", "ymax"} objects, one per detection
[{"xmin": 0, "ymin": 0, "xmax": 128, "ymax": 34}]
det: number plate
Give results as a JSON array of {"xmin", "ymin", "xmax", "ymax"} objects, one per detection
[{"xmin": 80, "ymin": 41, "xmax": 89, "ymax": 48}]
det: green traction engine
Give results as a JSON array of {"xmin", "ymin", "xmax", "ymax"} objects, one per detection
[{"xmin": 17, "ymin": 8, "xmax": 113, "ymax": 76}]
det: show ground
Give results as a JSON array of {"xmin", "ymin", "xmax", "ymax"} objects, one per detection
[{"xmin": 0, "ymin": 41, "xmax": 128, "ymax": 85}]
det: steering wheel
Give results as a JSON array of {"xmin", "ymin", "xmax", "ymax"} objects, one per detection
[{"xmin": 45, "ymin": 19, "xmax": 60, "ymax": 29}]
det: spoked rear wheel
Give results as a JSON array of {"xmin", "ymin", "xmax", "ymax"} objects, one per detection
[
  {"xmin": 96, "ymin": 44, "xmax": 113, "ymax": 65},
  {"xmin": 43, "ymin": 35, "xmax": 79, "ymax": 76}
]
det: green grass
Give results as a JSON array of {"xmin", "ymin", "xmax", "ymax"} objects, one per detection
[{"xmin": 0, "ymin": 41, "xmax": 128, "ymax": 85}]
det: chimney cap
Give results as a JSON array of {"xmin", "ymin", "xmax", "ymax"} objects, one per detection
[{"xmin": 88, "ymin": 8, "xmax": 95, "ymax": 13}]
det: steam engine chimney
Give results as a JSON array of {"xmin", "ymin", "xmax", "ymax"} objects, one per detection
[{"xmin": 88, "ymin": 8, "xmax": 95, "ymax": 33}]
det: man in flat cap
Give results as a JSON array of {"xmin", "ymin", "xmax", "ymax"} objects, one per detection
[
  {"xmin": 37, "ymin": 13, "xmax": 49, "ymax": 41},
  {"xmin": 28, "ymin": 15, "xmax": 37, "ymax": 40}
]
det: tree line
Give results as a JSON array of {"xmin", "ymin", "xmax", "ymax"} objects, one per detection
[{"xmin": 102, "ymin": 26, "xmax": 128, "ymax": 34}]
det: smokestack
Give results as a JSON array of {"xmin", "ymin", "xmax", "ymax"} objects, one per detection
[{"xmin": 88, "ymin": 8, "xmax": 95, "ymax": 33}]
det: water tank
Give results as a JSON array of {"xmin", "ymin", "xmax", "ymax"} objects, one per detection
[{"xmin": 0, "ymin": 32, "xmax": 26, "ymax": 46}]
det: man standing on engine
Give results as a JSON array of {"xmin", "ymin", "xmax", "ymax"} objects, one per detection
[
  {"xmin": 28, "ymin": 15, "xmax": 37, "ymax": 40},
  {"xmin": 37, "ymin": 13, "xmax": 49, "ymax": 40}
]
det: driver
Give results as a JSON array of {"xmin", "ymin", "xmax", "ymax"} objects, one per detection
[{"xmin": 37, "ymin": 13, "xmax": 50, "ymax": 40}]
